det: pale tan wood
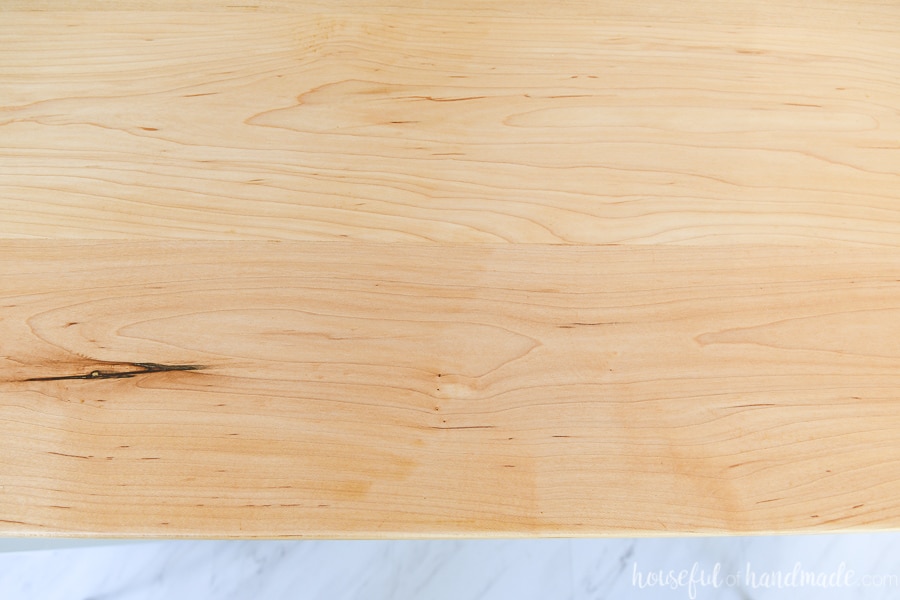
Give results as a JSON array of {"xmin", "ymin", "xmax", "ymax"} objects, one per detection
[
  {"xmin": 4, "ymin": 0, "xmax": 900, "ymax": 538},
  {"xmin": 3, "ymin": 2, "xmax": 900, "ymax": 243},
  {"xmin": 2, "ymin": 241, "xmax": 900, "ymax": 537}
]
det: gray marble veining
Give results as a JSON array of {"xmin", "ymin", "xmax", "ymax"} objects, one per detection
[{"xmin": 2, "ymin": 534, "xmax": 899, "ymax": 599}]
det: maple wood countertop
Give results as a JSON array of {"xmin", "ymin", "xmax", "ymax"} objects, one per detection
[{"xmin": 2, "ymin": 0, "xmax": 900, "ymax": 538}]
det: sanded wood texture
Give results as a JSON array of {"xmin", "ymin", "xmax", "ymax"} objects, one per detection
[
  {"xmin": 4, "ymin": 1, "xmax": 900, "ymax": 244},
  {"xmin": 2, "ymin": 0, "xmax": 900, "ymax": 537}
]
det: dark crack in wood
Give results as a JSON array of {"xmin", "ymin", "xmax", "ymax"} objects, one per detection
[{"xmin": 24, "ymin": 362, "xmax": 204, "ymax": 382}]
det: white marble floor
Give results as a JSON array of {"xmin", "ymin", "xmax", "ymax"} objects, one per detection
[{"xmin": 2, "ymin": 534, "xmax": 900, "ymax": 599}]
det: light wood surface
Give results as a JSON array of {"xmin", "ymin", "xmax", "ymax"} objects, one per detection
[
  {"xmin": 3, "ymin": 242, "xmax": 900, "ymax": 537},
  {"xmin": 4, "ymin": 1, "xmax": 900, "ymax": 244},
  {"xmin": 2, "ymin": 0, "xmax": 900, "ymax": 537}
]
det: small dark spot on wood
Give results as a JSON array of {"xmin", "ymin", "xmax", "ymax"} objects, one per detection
[
  {"xmin": 552, "ymin": 435, "xmax": 571, "ymax": 438},
  {"xmin": 503, "ymin": 464, "xmax": 515, "ymax": 468},
  {"xmin": 756, "ymin": 498, "xmax": 782, "ymax": 504},
  {"xmin": 811, "ymin": 515, "xmax": 819, "ymax": 518},
  {"xmin": 318, "ymin": 504, "xmax": 329, "ymax": 508},
  {"xmin": 853, "ymin": 504, "xmax": 864, "ymax": 509},
  {"xmin": 119, "ymin": 445, "xmax": 130, "ymax": 449},
  {"xmin": 140, "ymin": 457, "xmax": 161, "ymax": 460},
  {"xmin": 64, "ymin": 322, "xmax": 78, "ymax": 327},
  {"xmin": 139, "ymin": 126, "xmax": 158, "ymax": 131},
  {"xmin": 430, "ymin": 425, "xmax": 495, "ymax": 430}
]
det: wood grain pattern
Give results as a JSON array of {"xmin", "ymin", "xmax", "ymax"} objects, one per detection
[
  {"xmin": 3, "ymin": 3, "xmax": 900, "ymax": 243},
  {"xmin": 2, "ymin": 242, "xmax": 900, "ymax": 536},
  {"xmin": 3, "ymin": 0, "xmax": 900, "ymax": 537}
]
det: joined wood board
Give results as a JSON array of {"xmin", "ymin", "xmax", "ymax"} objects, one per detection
[
  {"xmin": 3, "ymin": 242, "xmax": 900, "ymax": 537},
  {"xmin": 2, "ymin": 0, "xmax": 900, "ymax": 537},
  {"xmin": 4, "ymin": 1, "xmax": 900, "ymax": 244}
]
